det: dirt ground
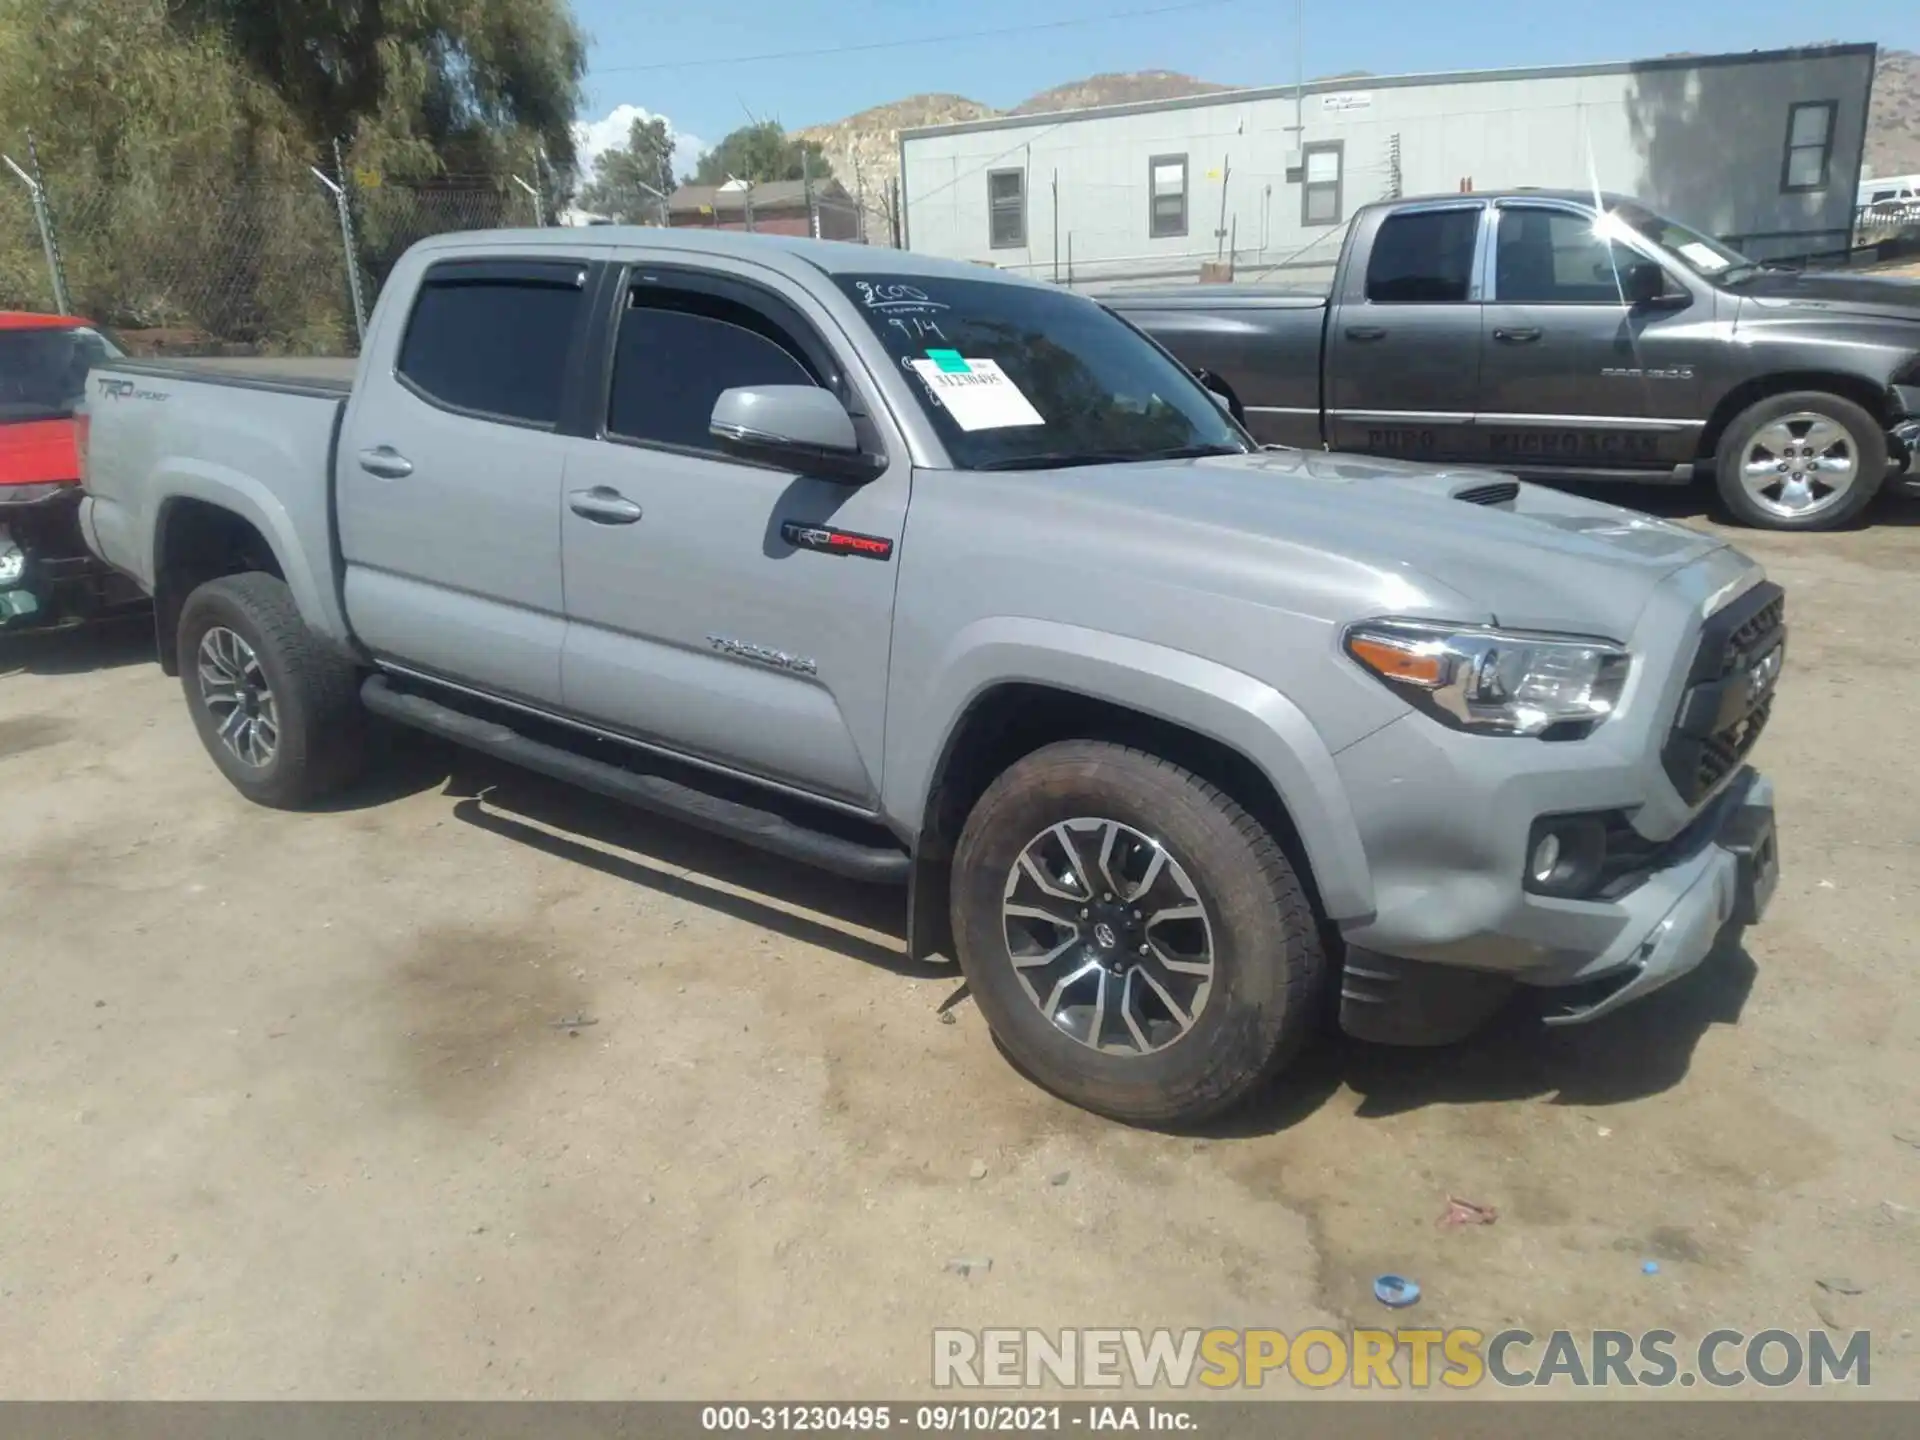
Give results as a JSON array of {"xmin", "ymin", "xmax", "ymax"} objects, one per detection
[{"xmin": 2, "ymin": 485, "xmax": 1918, "ymax": 1401}]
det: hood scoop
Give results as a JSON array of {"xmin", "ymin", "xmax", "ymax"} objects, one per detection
[{"xmin": 1452, "ymin": 479, "xmax": 1520, "ymax": 507}]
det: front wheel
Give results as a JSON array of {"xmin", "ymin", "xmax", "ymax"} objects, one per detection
[
  {"xmin": 950, "ymin": 740, "xmax": 1325, "ymax": 1126},
  {"xmin": 176, "ymin": 572, "xmax": 365, "ymax": 809},
  {"xmin": 1712, "ymin": 391, "xmax": 1888, "ymax": 531}
]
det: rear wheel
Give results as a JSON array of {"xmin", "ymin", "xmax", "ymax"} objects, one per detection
[
  {"xmin": 950, "ymin": 740, "xmax": 1324, "ymax": 1126},
  {"xmin": 176, "ymin": 572, "xmax": 365, "ymax": 809},
  {"xmin": 1712, "ymin": 391, "xmax": 1887, "ymax": 530}
]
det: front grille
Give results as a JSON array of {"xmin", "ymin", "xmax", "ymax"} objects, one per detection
[
  {"xmin": 1661, "ymin": 581, "xmax": 1786, "ymax": 806},
  {"xmin": 1454, "ymin": 480, "xmax": 1520, "ymax": 506}
]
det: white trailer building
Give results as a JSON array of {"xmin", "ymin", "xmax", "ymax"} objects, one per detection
[{"xmin": 898, "ymin": 43, "xmax": 1878, "ymax": 286}]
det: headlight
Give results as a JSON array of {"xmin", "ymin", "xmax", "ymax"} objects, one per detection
[
  {"xmin": 1344, "ymin": 619, "xmax": 1630, "ymax": 737},
  {"xmin": 0, "ymin": 532, "xmax": 24, "ymax": 588}
]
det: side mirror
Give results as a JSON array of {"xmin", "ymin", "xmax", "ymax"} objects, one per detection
[
  {"xmin": 1624, "ymin": 261, "xmax": 1686, "ymax": 309},
  {"xmin": 1191, "ymin": 368, "xmax": 1240, "ymax": 420},
  {"xmin": 710, "ymin": 386, "xmax": 883, "ymax": 483}
]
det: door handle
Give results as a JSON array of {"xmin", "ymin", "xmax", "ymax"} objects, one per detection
[
  {"xmin": 1345, "ymin": 326, "xmax": 1388, "ymax": 342},
  {"xmin": 568, "ymin": 486, "xmax": 644, "ymax": 525},
  {"xmin": 1493, "ymin": 327, "xmax": 1543, "ymax": 344},
  {"xmin": 357, "ymin": 446, "xmax": 414, "ymax": 478}
]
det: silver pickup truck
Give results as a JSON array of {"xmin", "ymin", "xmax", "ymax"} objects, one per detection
[{"xmin": 78, "ymin": 228, "xmax": 1784, "ymax": 1125}]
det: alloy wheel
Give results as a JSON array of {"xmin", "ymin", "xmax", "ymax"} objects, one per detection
[{"xmin": 1000, "ymin": 816, "xmax": 1216, "ymax": 1056}]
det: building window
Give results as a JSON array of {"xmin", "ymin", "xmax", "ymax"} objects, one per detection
[
  {"xmin": 1781, "ymin": 101, "xmax": 1837, "ymax": 193},
  {"xmin": 1302, "ymin": 142, "xmax": 1344, "ymax": 226},
  {"xmin": 1148, "ymin": 154, "xmax": 1188, "ymax": 239},
  {"xmin": 988, "ymin": 168, "xmax": 1026, "ymax": 249}
]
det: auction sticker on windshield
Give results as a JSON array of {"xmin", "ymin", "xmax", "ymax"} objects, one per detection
[{"xmin": 908, "ymin": 357, "xmax": 1045, "ymax": 431}]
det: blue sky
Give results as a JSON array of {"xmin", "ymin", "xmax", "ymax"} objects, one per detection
[{"xmin": 570, "ymin": 0, "xmax": 1912, "ymax": 174}]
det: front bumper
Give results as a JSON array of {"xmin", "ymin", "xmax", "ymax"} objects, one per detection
[
  {"xmin": 1531, "ymin": 768, "xmax": 1774, "ymax": 1024},
  {"xmin": 1331, "ymin": 554, "xmax": 1783, "ymax": 1043}
]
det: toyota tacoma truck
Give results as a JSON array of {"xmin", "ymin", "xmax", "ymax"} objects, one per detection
[
  {"xmin": 78, "ymin": 228, "xmax": 1783, "ymax": 1125},
  {"xmin": 1108, "ymin": 190, "xmax": 1920, "ymax": 532}
]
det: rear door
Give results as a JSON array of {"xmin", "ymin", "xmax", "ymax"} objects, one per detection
[
  {"xmin": 1324, "ymin": 201, "xmax": 1487, "ymax": 463},
  {"xmin": 556, "ymin": 259, "xmax": 909, "ymax": 808},
  {"xmin": 1476, "ymin": 201, "xmax": 1707, "ymax": 474},
  {"xmin": 337, "ymin": 255, "xmax": 596, "ymax": 706}
]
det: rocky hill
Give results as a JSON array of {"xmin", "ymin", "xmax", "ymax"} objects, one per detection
[
  {"xmin": 1867, "ymin": 47, "xmax": 1920, "ymax": 177},
  {"xmin": 796, "ymin": 49, "xmax": 1920, "ymax": 243},
  {"xmin": 1009, "ymin": 70, "xmax": 1235, "ymax": 116}
]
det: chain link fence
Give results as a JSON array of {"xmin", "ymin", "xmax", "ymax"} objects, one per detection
[{"xmin": 0, "ymin": 149, "xmax": 545, "ymax": 357}]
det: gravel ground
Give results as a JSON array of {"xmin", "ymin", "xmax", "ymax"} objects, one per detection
[{"xmin": 1, "ymin": 485, "xmax": 1917, "ymax": 1399}]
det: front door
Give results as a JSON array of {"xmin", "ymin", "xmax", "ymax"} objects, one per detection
[
  {"xmin": 1475, "ymin": 203, "xmax": 1707, "ymax": 474},
  {"xmin": 557, "ymin": 263, "xmax": 906, "ymax": 808},
  {"xmin": 338, "ymin": 255, "xmax": 595, "ymax": 706},
  {"xmin": 1324, "ymin": 201, "xmax": 1486, "ymax": 463}
]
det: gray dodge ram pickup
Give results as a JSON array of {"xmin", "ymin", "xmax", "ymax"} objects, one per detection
[
  {"xmin": 79, "ymin": 227, "xmax": 1784, "ymax": 1125},
  {"xmin": 1110, "ymin": 190, "xmax": 1920, "ymax": 532}
]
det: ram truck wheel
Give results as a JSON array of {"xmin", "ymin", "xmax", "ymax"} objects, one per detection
[
  {"xmin": 176, "ymin": 572, "xmax": 365, "ymax": 809},
  {"xmin": 950, "ymin": 739, "xmax": 1325, "ymax": 1126},
  {"xmin": 1713, "ymin": 391, "xmax": 1887, "ymax": 531}
]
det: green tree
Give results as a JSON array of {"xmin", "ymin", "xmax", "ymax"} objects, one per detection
[
  {"xmin": 578, "ymin": 115, "xmax": 676, "ymax": 223},
  {"xmin": 170, "ymin": 0, "xmax": 588, "ymax": 177},
  {"xmin": 690, "ymin": 121, "xmax": 832, "ymax": 186}
]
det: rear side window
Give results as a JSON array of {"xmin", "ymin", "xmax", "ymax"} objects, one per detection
[
  {"xmin": 397, "ymin": 270, "xmax": 584, "ymax": 426},
  {"xmin": 1365, "ymin": 209, "xmax": 1482, "ymax": 304},
  {"xmin": 607, "ymin": 290, "xmax": 818, "ymax": 453}
]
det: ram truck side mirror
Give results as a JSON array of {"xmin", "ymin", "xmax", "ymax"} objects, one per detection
[
  {"xmin": 1624, "ymin": 261, "xmax": 1688, "ymax": 310},
  {"xmin": 710, "ymin": 386, "xmax": 884, "ymax": 483}
]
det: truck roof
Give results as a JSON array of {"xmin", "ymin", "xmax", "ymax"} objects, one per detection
[
  {"xmin": 1366, "ymin": 188, "xmax": 1632, "ymax": 209},
  {"xmin": 413, "ymin": 226, "xmax": 1059, "ymax": 291}
]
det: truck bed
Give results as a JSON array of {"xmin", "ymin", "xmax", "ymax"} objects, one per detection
[
  {"xmin": 107, "ymin": 355, "xmax": 356, "ymax": 399},
  {"xmin": 83, "ymin": 353, "xmax": 356, "ymax": 649}
]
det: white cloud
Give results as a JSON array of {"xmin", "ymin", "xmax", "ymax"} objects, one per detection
[{"xmin": 572, "ymin": 104, "xmax": 707, "ymax": 184}]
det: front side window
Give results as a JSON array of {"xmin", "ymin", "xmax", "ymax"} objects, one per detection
[
  {"xmin": 1495, "ymin": 207, "xmax": 1657, "ymax": 303},
  {"xmin": 0, "ymin": 325, "xmax": 122, "ymax": 424},
  {"xmin": 606, "ymin": 289, "xmax": 819, "ymax": 453},
  {"xmin": 1149, "ymin": 155, "xmax": 1188, "ymax": 239},
  {"xmin": 1364, "ymin": 207, "xmax": 1481, "ymax": 303},
  {"xmin": 1782, "ymin": 101, "xmax": 1836, "ymax": 193},
  {"xmin": 834, "ymin": 274, "xmax": 1250, "ymax": 471},
  {"xmin": 1302, "ymin": 142, "xmax": 1344, "ymax": 227},
  {"xmin": 988, "ymin": 169, "xmax": 1026, "ymax": 249},
  {"xmin": 397, "ymin": 270, "xmax": 583, "ymax": 426}
]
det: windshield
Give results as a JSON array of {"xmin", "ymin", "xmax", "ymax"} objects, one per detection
[
  {"xmin": 1609, "ymin": 205, "xmax": 1754, "ymax": 281},
  {"xmin": 0, "ymin": 325, "xmax": 124, "ymax": 424},
  {"xmin": 832, "ymin": 275, "xmax": 1252, "ymax": 470}
]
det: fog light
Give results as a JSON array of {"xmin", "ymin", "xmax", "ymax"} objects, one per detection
[
  {"xmin": 1529, "ymin": 832, "xmax": 1562, "ymax": 886},
  {"xmin": 1523, "ymin": 814, "xmax": 1610, "ymax": 897}
]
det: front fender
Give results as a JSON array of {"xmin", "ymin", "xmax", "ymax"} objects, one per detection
[{"xmin": 884, "ymin": 616, "xmax": 1376, "ymax": 921}]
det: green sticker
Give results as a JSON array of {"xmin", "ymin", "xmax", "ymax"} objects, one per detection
[{"xmin": 926, "ymin": 349, "xmax": 970, "ymax": 373}]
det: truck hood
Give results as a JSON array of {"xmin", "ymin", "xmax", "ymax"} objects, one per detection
[
  {"xmin": 1729, "ymin": 269, "xmax": 1920, "ymax": 324},
  {"xmin": 1030, "ymin": 447, "xmax": 1728, "ymax": 639}
]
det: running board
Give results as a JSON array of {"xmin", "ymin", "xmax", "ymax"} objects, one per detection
[{"xmin": 360, "ymin": 675, "xmax": 911, "ymax": 884}]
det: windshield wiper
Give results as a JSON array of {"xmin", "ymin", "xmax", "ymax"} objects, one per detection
[{"xmin": 971, "ymin": 443, "xmax": 1247, "ymax": 472}]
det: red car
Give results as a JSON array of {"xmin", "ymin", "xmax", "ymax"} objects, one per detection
[{"xmin": 0, "ymin": 311, "xmax": 145, "ymax": 629}]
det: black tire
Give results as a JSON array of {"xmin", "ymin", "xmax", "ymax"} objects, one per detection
[
  {"xmin": 950, "ymin": 740, "xmax": 1325, "ymax": 1126},
  {"xmin": 175, "ymin": 572, "xmax": 365, "ymax": 809},
  {"xmin": 1712, "ymin": 391, "xmax": 1887, "ymax": 531}
]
